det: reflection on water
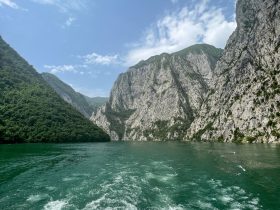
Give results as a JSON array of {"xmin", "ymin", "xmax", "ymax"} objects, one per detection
[{"xmin": 0, "ymin": 142, "xmax": 279, "ymax": 209}]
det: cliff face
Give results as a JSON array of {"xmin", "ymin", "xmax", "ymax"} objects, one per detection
[
  {"xmin": 188, "ymin": 0, "xmax": 280, "ymax": 143},
  {"xmin": 92, "ymin": 45, "xmax": 223, "ymax": 140},
  {"xmin": 93, "ymin": 0, "xmax": 280, "ymax": 143},
  {"xmin": 42, "ymin": 73, "xmax": 93, "ymax": 118}
]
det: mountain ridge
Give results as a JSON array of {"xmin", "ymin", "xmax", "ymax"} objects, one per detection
[
  {"xmin": 92, "ymin": 44, "xmax": 223, "ymax": 140},
  {"xmin": 0, "ymin": 36, "xmax": 110, "ymax": 143},
  {"xmin": 42, "ymin": 72, "xmax": 94, "ymax": 118},
  {"xmin": 93, "ymin": 0, "xmax": 280, "ymax": 143}
]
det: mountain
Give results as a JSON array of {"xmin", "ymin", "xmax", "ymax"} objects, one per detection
[
  {"xmin": 0, "ymin": 36, "xmax": 110, "ymax": 143},
  {"xmin": 93, "ymin": 0, "xmax": 280, "ymax": 143},
  {"xmin": 42, "ymin": 72, "xmax": 93, "ymax": 118},
  {"xmin": 84, "ymin": 96, "xmax": 108, "ymax": 114},
  {"xmin": 42, "ymin": 73, "xmax": 108, "ymax": 118},
  {"xmin": 188, "ymin": 0, "xmax": 280, "ymax": 143},
  {"xmin": 92, "ymin": 44, "xmax": 223, "ymax": 140}
]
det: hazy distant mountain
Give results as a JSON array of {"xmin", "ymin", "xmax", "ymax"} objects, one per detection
[
  {"xmin": 42, "ymin": 73, "xmax": 108, "ymax": 118},
  {"xmin": 84, "ymin": 96, "xmax": 108, "ymax": 114},
  {"xmin": 42, "ymin": 72, "xmax": 93, "ymax": 118},
  {"xmin": 0, "ymin": 36, "xmax": 110, "ymax": 143}
]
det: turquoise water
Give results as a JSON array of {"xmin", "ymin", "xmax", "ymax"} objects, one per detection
[{"xmin": 0, "ymin": 142, "xmax": 279, "ymax": 209}]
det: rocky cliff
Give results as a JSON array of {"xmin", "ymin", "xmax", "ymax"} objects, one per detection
[
  {"xmin": 42, "ymin": 73, "xmax": 93, "ymax": 118},
  {"xmin": 93, "ymin": 0, "xmax": 280, "ymax": 143},
  {"xmin": 188, "ymin": 0, "xmax": 280, "ymax": 143},
  {"xmin": 92, "ymin": 44, "xmax": 223, "ymax": 140}
]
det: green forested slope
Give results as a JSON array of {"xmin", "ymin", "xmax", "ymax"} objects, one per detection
[{"xmin": 0, "ymin": 36, "xmax": 110, "ymax": 143}]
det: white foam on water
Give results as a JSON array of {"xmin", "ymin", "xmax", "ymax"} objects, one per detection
[
  {"xmin": 249, "ymin": 198, "xmax": 260, "ymax": 205},
  {"xmin": 207, "ymin": 179, "xmax": 223, "ymax": 191},
  {"xmin": 83, "ymin": 194, "xmax": 107, "ymax": 209},
  {"xmin": 238, "ymin": 165, "xmax": 246, "ymax": 172},
  {"xmin": 83, "ymin": 194, "xmax": 138, "ymax": 210},
  {"xmin": 196, "ymin": 200, "xmax": 218, "ymax": 210},
  {"xmin": 46, "ymin": 186, "xmax": 56, "ymax": 191},
  {"xmin": 230, "ymin": 201, "xmax": 243, "ymax": 210},
  {"xmin": 152, "ymin": 187, "xmax": 161, "ymax": 193},
  {"xmin": 120, "ymin": 200, "xmax": 138, "ymax": 210},
  {"xmin": 219, "ymin": 195, "xmax": 233, "ymax": 204},
  {"xmin": 72, "ymin": 173, "xmax": 90, "ymax": 177},
  {"xmin": 203, "ymin": 179, "xmax": 261, "ymax": 209},
  {"xmin": 62, "ymin": 177, "xmax": 78, "ymax": 182},
  {"xmin": 113, "ymin": 175, "xmax": 123, "ymax": 183},
  {"xmin": 27, "ymin": 194, "xmax": 49, "ymax": 203},
  {"xmin": 165, "ymin": 206, "xmax": 185, "ymax": 210},
  {"xmin": 43, "ymin": 200, "xmax": 68, "ymax": 210},
  {"xmin": 145, "ymin": 171, "xmax": 177, "ymax": 183},
  {"xmin": 188, "ymin": 181, "xmax": 198, "ymax": 186},
  {"xmin": 84, "ymin": 167, "xmax": 143, "ymax": 209},
  {"xmin": 151, "ymin": 161, "xmax": 174, "ymax": 171}
]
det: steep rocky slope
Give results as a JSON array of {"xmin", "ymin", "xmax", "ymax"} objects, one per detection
[
  {"xmin": 92, "ymin": 44, "xmax": 223, "ymax": 140},
  {"xmin": 0, "ymin": 36, "xmax": 110, "ymax": 143},
  {"xmin": 188, "ymin": 0, "xmax": 280, "ymax": 143},
  {"xmin": 42, "ymin": 72, "xmax": 94, "ymax": 118},
  {"xmin": 85, "ymin": 96, "xmax": 108, "ymax": 114}
]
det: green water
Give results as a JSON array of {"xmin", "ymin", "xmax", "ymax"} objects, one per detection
[{"xmin": 0, "ymin": 142, "xmax": 279, "ymax": 210}]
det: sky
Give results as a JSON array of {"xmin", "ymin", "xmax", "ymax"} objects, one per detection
[{"xmin": 0, "ymin": 0, "xmax": 237, "ymax": 97}]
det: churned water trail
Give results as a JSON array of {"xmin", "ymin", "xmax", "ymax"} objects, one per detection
[{"xmin": 0, "ymin": 142, "xmax": 279, "ymax": 209}]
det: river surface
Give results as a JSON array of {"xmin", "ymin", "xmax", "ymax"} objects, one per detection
[{"xmin": 0, "ymin": 142, "xmax": 279, "ymax": 210}]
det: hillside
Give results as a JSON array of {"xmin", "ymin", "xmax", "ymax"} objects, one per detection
[
  {"xmin": 0, "ymin": 36, "xmax": 110, "ymax": 143},
  {"xmin": 42, "ymin": 72, "xmax": 94, "ymax": 118}
]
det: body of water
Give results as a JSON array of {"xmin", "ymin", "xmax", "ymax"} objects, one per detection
[{"xmin": 0, "ymin": 142, "xmax": 279, "ymax": 209}]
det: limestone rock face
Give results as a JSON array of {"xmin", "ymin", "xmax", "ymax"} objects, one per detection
[
  {"xmin": 188, "ymin": 0, "xmax": 280, "ymax": 143},
  {"xmin": 92, "ymin": 45, "xmax": 223, "ymax": 140}
]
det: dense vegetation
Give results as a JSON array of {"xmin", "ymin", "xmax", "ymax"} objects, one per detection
[{"xmin": 0, "ymin": 36, "xmax": 110, "ymax": 143}]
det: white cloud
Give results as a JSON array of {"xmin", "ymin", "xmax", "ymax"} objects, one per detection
[
  {"xmin": 31, "ymin": 0, "xmax": 86, "ymax": 12},
  {"xmin": 82, "ymin": 52, "xmax": 119, "ymax": 65},
  {"xmin": 170, "ymin": 0, "xmax": 178, "ymax": 4},
  {"xmin": 43, "ymin": 63, "xmax": 112, "ymax": 77},
  {"xmin": 73, "ymin": 86, "xmax": 109, "ymax": 97},
  {"xmin": 43, "ymin": 52, "xmax": 120, "ymax": 76},
  {"xmin": 0, "ymin": 0, "xmax": 19, "ymax": 9},
  {"xmin": 125, "ymin": 0, "xmax": 236, "ymax": 66},
  {"xmin": 44, "ymin": 64, "xmax": 78, "ymax": 74},
  {"xmin": 64, "ymin": 17, "xmax": 75, "ymax": 27}
]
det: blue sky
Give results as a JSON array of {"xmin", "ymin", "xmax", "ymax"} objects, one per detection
[{"xmin": 0, "ymin": 0, "xmax": 236, "ymax": 97}]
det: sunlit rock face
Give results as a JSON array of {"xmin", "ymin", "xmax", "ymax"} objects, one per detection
[
  {"xmin": 93, "ymin": 0, "xmax": 280, "ymax": 143},
  {"xmin": 92, "ymin": 44, "xmax": 223, "ymax": 141},
  {"xmin": 188, "ymin": 0, "xmax": 280, "ymax": 143}
]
